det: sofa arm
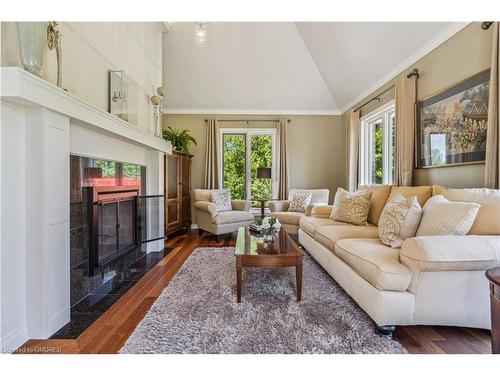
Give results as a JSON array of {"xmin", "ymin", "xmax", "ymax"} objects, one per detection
[
  {"xmin": 400, "ymin": 236, "xmax": 500, "ymax": 272},
  {"xmin": 231, "ymin": 200, "xmax": 251, "ymax": 211},
  {"xmin": 194, "ymin": 201, "xmax": 218, "ymax": 217},
  {"xmin": 311, "ymin": 205, "xmax": 333, "ymax": 218},
  {"xmin": 305, "ymin": 202, "xmax": 328, "ymax": 216},
  {"xmin": 268, "ymin": 200, "xmax": 290, "ymax": 213}
]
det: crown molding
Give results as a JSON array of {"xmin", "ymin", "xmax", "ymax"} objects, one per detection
[
  {"xmin": 163, "ymin": 108, "xmax": 342, "ymax": 116},
  {"xmin": 339, "ymin": 21, "xmax": 471, "ymax": 114}
]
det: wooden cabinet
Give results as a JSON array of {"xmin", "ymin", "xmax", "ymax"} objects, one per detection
[{"xmin": 164, "ymin": 151, "xmax": 193, "ymax": 236}]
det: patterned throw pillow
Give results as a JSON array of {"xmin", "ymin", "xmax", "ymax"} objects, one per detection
[
  {"xmin": 288, "ymin": 191, "xmax": 313, "ymax": 212},
  {"xmin": 416, "ymin": 195, "xmax": 480, "ymax": 236},
  {"xmin": 330, "ymin": 188, "xmax": 372, "ymax": 225},
  {"xmin": 210, "ymin": 189, "xmax": 232, "ymax": 212},
  {"xmin": 378, "ymin": 194, "xmax": 422, "ymax": 248}
]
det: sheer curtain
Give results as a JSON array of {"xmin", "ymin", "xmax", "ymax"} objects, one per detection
[
  {"xmin": 203, "ymin": 117, "xmax": 220, "ymax": 189},
  {"xmin": 347, "ymin": 109, "xmax": 360, "ymax": 192},
  {"xmin": 485, "ymin": 22, "xmax": 500, "ymax": 189},
  {"xmin": 276, "ymin": 117, "xmax": 289, "ymax": 199},
  {"xmin": 395, "ymin": 71, "xmax": 417, "ymax": 186}
]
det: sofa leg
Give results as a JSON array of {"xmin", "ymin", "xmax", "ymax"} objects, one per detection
[
  {"xmin": 198, "ymin": 228, "xmax": 204, "ymax": 236},
  {"xmin": 375, "ymin": 325, "xmax": 396, "ymax": 338},
  {"xmin": 216, "ymin": 234, "xmax": 222, "ymax": 243}
]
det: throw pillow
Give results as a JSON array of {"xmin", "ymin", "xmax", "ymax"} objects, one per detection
[
  {"xmin": 288, "ymin": 191, "xmax": 313, "ymax": 212},
  {"xmin": 378, "ymin": 193, "xmax": 422, "ymax": 248},
  {"xmin": 416, "ymin": 195, "xmax": 480, "ymax": 236},
  {"xmin": 210, "ymin": 189, "xmax": 232, "ymax": 212},
  {"xmin": 330, "ymin": 188, "xmax": 372, "ymax": 225}
]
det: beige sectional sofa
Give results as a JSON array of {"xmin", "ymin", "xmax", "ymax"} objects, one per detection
[{"xmin": 298, "ymin": 185, "xmax": 500, "ymax": 335}]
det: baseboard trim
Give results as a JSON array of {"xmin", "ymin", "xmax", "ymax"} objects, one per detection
[
  {"xmin": 190, "ymin": 224, "xmax": 199, "ymax": 230},
  {"xmin": 1, "ymin": 324, "xmax": 28, "ymax": 353},
  {"xmin": 47, "ymin": 306, "xmax": 70, "ymax": 338}
]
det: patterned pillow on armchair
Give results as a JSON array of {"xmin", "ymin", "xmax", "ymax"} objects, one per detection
[
  {"xmin": 287, "ymin": 191, "xmax": 312, "ymax": 213},
  {"xmin": 210, "ymin": 189, "xmax": 232, "ymax": 212}
]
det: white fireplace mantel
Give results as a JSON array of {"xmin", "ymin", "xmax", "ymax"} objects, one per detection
[
  {"xmin": 0, "ymin": 67, "xmax": 172, "ymax": 154},
  {"xmin": 0, "ymin": 67, "xmax": 169, "ymax": 352}
]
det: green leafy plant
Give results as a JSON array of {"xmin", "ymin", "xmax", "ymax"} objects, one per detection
[{"xmin": 162, "ymin": 126, "xmax": 197, "ymax": 155}]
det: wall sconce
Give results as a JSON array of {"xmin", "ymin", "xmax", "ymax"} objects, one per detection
[{"xmin": 150, "ymin": 86, "xmax": 166, "ymax": 138}]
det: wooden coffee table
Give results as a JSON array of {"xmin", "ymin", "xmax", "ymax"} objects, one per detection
[{"xmin": 234, "ymin": 227, "xmax": 304, "ymax": 303}]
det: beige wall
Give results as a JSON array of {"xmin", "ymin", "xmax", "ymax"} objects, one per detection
[
  {"xmin": 163, "ymin": 114, "xmax": 345, "ymax": 223},
  {"xmin": 344, "ymin": 22, "xmax": 493, "ymax": 188}
]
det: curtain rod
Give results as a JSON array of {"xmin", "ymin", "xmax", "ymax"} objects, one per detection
[
  {"xmin": 353, "ymin": 85, "xmax": 395, "ymax": 113},
  {"xmin": 204, "ymin": 119, "xmax": 291, "ymax": 124},
  {"xmin": 353, "ymin": 68, "xmax": 420, "ymax": 113}
]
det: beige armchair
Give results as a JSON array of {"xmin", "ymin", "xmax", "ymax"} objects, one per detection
[
  {"xmin": 193, "ymin": 189, "xmax": 255, "ymax": 238},
  {"xmin": 269, "ymin": 188, "xmax": 329, "ymax": 234}
]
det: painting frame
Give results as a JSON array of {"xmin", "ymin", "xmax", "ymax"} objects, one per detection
[{"xmin": 415, "ymin": 69, "xmax": 490, "ymax": 169}]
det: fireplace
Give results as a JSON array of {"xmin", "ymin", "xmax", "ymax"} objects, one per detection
[{"xmin": 87, "ymin": 186, "xmax": 140, "ymax": 275}]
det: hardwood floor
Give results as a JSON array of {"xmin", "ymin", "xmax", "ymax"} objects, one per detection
[{"xmin": 16, "ymin": 230, "xmax": 492, "ymax": 354}]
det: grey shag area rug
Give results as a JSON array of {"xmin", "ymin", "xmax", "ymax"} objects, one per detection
[{"xmin": 120, "ymin": 247, "xmax": 406, "ymax": 354}]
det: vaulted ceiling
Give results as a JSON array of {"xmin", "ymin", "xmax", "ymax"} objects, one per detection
[{"xmin": 163, "ymin": 22, "xmax": 467, "ymax": 114}]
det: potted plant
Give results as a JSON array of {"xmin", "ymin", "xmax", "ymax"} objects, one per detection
[{"xmin": 162, "ymin": 126, "xmax": 197, "ymax": 155}]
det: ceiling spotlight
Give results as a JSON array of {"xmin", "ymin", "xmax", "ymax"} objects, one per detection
[{"xmin": 194, "ymin": 22, "xmax": 207, "ymax": 47}]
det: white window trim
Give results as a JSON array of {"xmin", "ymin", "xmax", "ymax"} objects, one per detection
[
  {"xmin": 219, "ymin": 128, "xmax": 277, "ymax": 199},
  {"xmin": 359, "ymin": 100, "xmax": 395, "ymax": 186}
]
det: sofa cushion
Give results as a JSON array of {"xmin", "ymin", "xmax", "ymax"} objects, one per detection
[
  {"xmin": 432, "ymin": 185, "xmax": 500, "ymax": 235},
  {"xmin": 331, "ymin": 187, "xmax": 372, "ymax": 225},
  {"xmin": 389, "ymin": 186, "xmax": 432, "ymax": 207},
  {"xmin": 288, "ymin": 191, "xmax": 312, "ymax": 212},
  {"xmin": 378, "ymin": 194, "xmax": 422, "ymax": 248},
  {"xmin": 334, "ymin": 238, "xmax": 412, "ymax": 292},
  {"xmin": 416, "ymin": 195, "xmax": 480, "ymax": 236},
  {"xmin": 299, "ymin": 216, "xmax": 349, "ymax": 237},
  {"xmin": 358, "ymin": 184, "xmax": 393, "ymax": 225},
  {"xmin": 400, "ymin": 235, "xmax": 500, "ymax": 272},
  {"xmin": 311, "ymin": 205, "xmax": 333, "ymax": 218},
  {"xmin": 270, "ymin": 211, "xmax": 305, "ymax": 226},
  {"xmin": 210, "ymin": 189, "xmax": 232, "ymax": 212},
  {"xmin": 212, "ymin": 210, "xmax": 255, "ymax": 225},
  {"xmin": 314, "ymin": 224, "xmax": 379, "ymax": 251}
]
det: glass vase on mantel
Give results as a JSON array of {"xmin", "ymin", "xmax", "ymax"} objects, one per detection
[{"xmin": 16, "ymin": 22, "xmax": 47, "ymax": 76}]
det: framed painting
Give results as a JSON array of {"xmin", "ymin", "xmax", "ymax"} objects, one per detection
[{"xmin": 416, "ymin": 70, "xmax": 490, "ymax": 168}]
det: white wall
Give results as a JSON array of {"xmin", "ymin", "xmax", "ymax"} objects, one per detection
[
  {"xmin": 1, "ymin": 22, "xmax": 165, "ymax": 135},
  {"xmin": 0, "ymin": 102, "xmax": 28, "ymax": 351}
]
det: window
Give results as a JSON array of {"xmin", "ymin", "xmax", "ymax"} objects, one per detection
[
  {"xmin": 220, "ymin": 129, "xmax": 276, "ymax": 203},
  {"xmin": 360, "ymin": 101, "xmax": 396, "ymax": 185}
]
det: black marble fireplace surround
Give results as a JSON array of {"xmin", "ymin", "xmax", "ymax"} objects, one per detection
[{"xmin": 52, "ymin": 156, "xmax": 168, "ymax": 339}]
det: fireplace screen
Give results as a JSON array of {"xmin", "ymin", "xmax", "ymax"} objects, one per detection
[{"xmin": 98, "ymin": 198, "xmax": 136, "ymax": 264}]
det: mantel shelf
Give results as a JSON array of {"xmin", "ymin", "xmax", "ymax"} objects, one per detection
[{"xmin": 0, "ymin": 67, "xmax": 172, "ymax": 154}]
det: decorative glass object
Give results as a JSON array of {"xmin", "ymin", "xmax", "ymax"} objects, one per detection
[
  {"xmin": 261, "ymin": 217, "xmax": 281, "ymax": 243},
  {"xmin": 263, "ymin": 230, "xmax": 275, "ymax": 243},
  {"xmin": 16, "ymin": 22, "xmax": 47, "ymax": 75},
  {"xmin": 108, "ymin": 70, "xmax": 138, "ymax": 126}
]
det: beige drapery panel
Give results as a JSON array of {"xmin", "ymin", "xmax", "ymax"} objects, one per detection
[
  {"xmin": 276, "ymin": 117, "xmax": 289, "ymax": 200},
  {"xmin": 347, "ymin": 110, "xmax": 361, "ymax": 192},
  {"xmin": 203, "ymin": 117, "xmax": 220, "ymax": 189},
  {"xmin": 395, "ymin": 72, "xmax": 417, "ymax": 186},
  {"xmin": 485, "ymin": 22, "xmax": 500, "ymax": 189}
]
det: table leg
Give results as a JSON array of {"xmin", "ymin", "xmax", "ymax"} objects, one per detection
[
  {"xmin": 236, "ymin": 259, "xmax": 242, "ymax": 303},
  {"xmin": 296, "ymin": 259, "xmax": 303, "ymax": 302}
]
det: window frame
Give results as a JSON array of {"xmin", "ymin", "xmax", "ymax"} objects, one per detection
[
  {"xmin": 359, "ymin": 100, "xmax": 396, "ymax": 186},
  {"xmin": 219, "ymin": 128, "xmax": 277, "ymax": 200}
]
